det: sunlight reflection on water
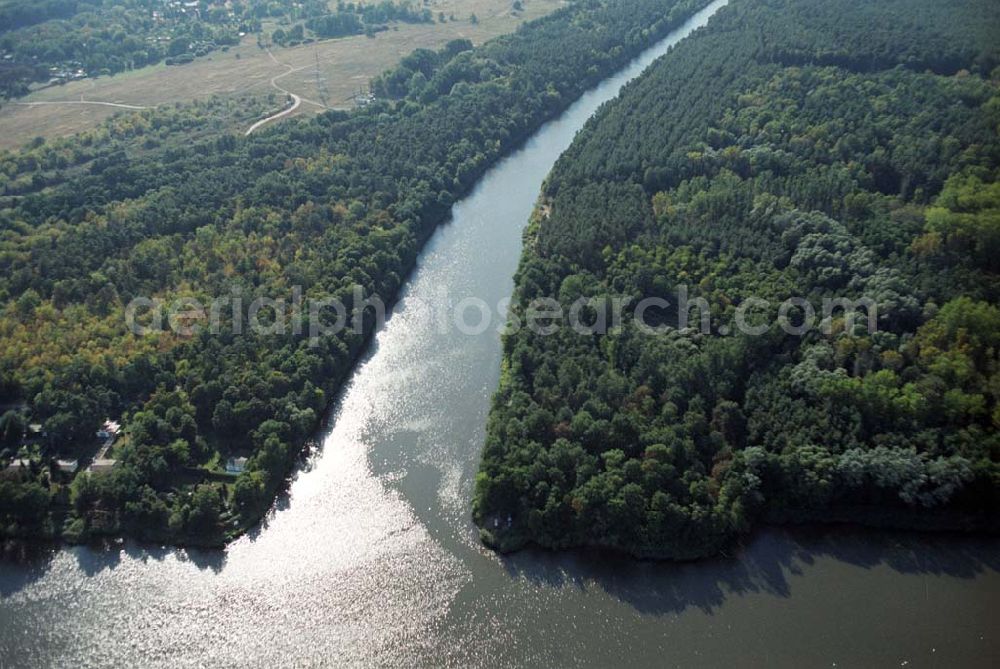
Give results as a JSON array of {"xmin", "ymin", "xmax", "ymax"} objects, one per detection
[{"xmin": 3, "ymin": 2, "xmax": 999, "ymax": 666}]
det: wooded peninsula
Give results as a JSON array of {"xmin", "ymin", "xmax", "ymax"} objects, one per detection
[{"xmin": 474, "ymin": 0, "xmax": 1000, "ymax": 559}]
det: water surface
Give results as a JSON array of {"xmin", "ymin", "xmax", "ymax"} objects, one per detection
[{"xmin": 2, "ymin": 2, "xmax": 998, "ymax": 665}]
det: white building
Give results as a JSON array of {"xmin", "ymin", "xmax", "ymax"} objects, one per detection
[{"xmin": 226, "ymin": 457, "xmax": 248, "ymax": 474}]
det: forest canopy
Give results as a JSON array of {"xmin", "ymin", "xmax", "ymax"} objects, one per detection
[
  {"xmin": 473, "ymin": 0, "xmax": 1000, "ymax": 559},
  {"xmin": 0, "ymin": 0, "xmax": 715, "ymax": 545}
]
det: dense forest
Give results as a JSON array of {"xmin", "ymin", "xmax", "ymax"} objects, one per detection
[
  {"xmin": 474, "ymin": 0, "xmax": 1000, "ymax": 558},
  {"xmin": 302, "ymin": 1, "xmax": 432, "ymax": 42},
  {"xmin": 0, "ymin": 0, "xmax": 432, "ymax": 98},
  {"xmin": 0, "ymin": 0, "xmax": 715, "ymax": 545}
]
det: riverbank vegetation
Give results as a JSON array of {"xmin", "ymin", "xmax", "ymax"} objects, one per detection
[
  {"xmin": 0, "ymin": 0, "xmax": 715, "ymax": 545},
  {"xmin": 474, "ymin": 0, "xmax": 1000, "ymax": 559}
]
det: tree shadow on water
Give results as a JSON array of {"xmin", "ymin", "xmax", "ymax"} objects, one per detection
[
  {"xmin": 69, "ymin": 539, "xmax": 227, "ymax": 576},
  {"xmin": 0, "ymin": 535, "xmax": 230, "ymax": 599},
  {"xmin": 0, "ymin": 541, "xmax": 59, "ymax": 597},
  {"xmin": 497, "ymin": 525, "xmax": 1000, "ymax": 617}
]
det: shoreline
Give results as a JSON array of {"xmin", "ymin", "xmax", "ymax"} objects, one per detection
[{"xmin": 0, "ymin": 0, "xmax": 723, "ymax": 551}]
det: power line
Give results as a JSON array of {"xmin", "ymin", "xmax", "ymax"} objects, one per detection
[{"xmin": 314, "ymin": 51, "xmax": 329, "ymax": 107}]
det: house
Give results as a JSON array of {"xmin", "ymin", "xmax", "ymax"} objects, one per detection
[
  {"xmin": 225, "ymin": 457, "xmax": 248, "ymax": 474},
  {"xmin": 96, "ymin": 420, "xmax": 120, "ymax": 440},
  {"xmin": 1, "ymin": 458, "xmax": 32, "ymax": 479},
  {"xmin": 89, "ymin": 458, "xmax": 117, "ymax": 473},
  {"xmin": 55, "ymin": 459, "xmax": 79, "ymax": 474}
]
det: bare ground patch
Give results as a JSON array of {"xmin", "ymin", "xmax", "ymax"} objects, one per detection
[{"xmin": 0, "ymin": 0, "xmax": 564, "ymax": 150}]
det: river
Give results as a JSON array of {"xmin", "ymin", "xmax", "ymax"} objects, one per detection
[{"xmin": 2, "ymin": 1, "xmax": 998, "ymax": 666}]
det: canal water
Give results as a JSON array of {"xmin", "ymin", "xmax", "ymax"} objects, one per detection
[{"xmin": 2, "ymin": 1, "xmax": 997, "ymax": 665}]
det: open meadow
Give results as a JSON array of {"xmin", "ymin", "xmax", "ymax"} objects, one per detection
[{"xmin": 0, "ymin": 0, "xmax": 563, "ymax": 150}]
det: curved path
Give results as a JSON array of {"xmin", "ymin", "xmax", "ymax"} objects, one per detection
[
  {"xmin": 244, "ymin": 91, "xmax": 302, "ymax": 135},
  {"xmin": 244, "ymin": 49, "xmax": 327, "ymax": 135}
]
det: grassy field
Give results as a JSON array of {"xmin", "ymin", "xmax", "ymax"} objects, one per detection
[{"xmin": 0, "ymin": 0, "xmax": 564, "ymax": 150}]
